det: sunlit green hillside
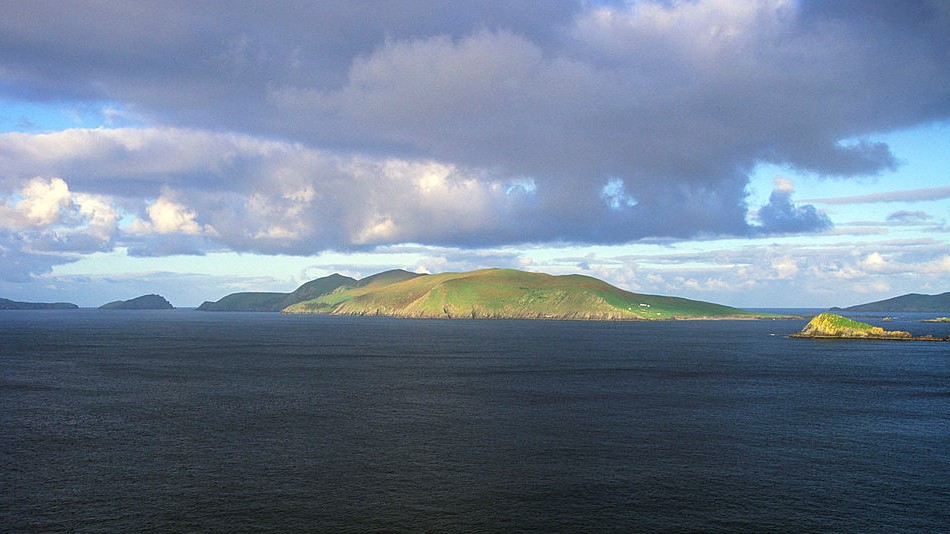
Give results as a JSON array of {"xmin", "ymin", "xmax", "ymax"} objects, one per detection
[
  {"xmin": 792, "ymin": 313, "xmax": 911, "ymax": 338},
  {"xmin": 197, "ymin": 273, "xmax": 357, "ymax": 311},
  {"xmin": 283, "ymin": 268, "xmax": 761, "ymax": 320}
]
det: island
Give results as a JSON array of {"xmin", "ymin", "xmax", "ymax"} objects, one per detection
[
  {"xmin": 0, "ymin": 297, "xmax": 78, "ymax": 310},
  {"xmin": 791, "ymin": 313, "xmax": 949, "ymax": 341},
  {"xmin": 832, "ymin": 292, "xmax": 950, "ymax": 313},
  {"xmin": 280, "ymin": 268, "xmax": 776, "ymax": 321},
  {"xmin": 100, "ymin": 294, "xmax": 174, "ymax": 310},
  {"xmin": 197, "ymin": 273, "xmax": 365, "ymax": 311},
  {"xmin": 922, "ymin": 317, "xmax": 950, "ymax": 323}
]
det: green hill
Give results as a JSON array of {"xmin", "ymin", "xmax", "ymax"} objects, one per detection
[
  {"xmin": 283, "ymin": 268, "xmax": 762, "ymax": 321},
  {"xmin": 196, "ymin": 291, "xmax": 290, "ymax": 312},
  {"xmin": 835, "ymin": 292, "xmax": 950, "ymax": 312},
  {"xmin": 277, "ymin": 273, "xmax": 361, "ymax": 309},
  {"xmin": 354, "ymin": 269, "xmax": 424, "ymax": 288},
  {"xmin": 195, "ymin": 271, "xmax": 420, "ymax": 312},
  {"xmin": 791, "ymin": 313, "xmax": 910, "ymax": 339},
  {"xmin": 197, "ymin": 273, "xmax": 357, "ymax": 311}
]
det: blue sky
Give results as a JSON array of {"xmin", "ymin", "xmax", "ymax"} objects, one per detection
[{"xmin": 1, "ymin": 0, "xmax": 947, "ymax": 308}]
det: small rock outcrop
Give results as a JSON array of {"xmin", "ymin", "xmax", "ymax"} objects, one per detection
[
  {"xmin": 100, "ymin": 294, "xmax": 174, "ymax": 310},
  {"xmin": 792, "ymin": 313, "xmax": 947, "ymax": 341}
]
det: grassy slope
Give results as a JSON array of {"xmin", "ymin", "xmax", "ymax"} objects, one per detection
[
  {"xmin": 197, "ymin": 274, "xmax": 357, "ymax": 311},
  {"xmin": 197, "ymin": 292, "xmax": 288, "ymax": 312},
  {"xmin": 284, "ymin": 268, "xmax": 758, "ymax": 320},
  {"xmin": 354, "ymin": 269, "xmax": 425, "ymax": 288},
  {"xmin": 277, "ymin": 274, "xmax": 359, "ymax": 309},
  {"xmin": 794, "ymin": 313, "xmax": 910, "ymax": 338}
]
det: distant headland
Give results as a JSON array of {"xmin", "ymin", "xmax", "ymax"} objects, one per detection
[
  {"xmin": 832, "ymin": 292, "xmax": 950, "ymax": 313},
  {"xmin": 0, "ymin": 297, "xmax": 78, "ymax": 310},
  {"xmin": 203, "ymin": 268, "xmax": 781, "ymax": 321},
  {"xmin": 100, "ymin": 294, "xmax": 174, "ymax": 310}
]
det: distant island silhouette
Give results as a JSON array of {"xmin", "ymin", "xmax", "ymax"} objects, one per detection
[
  {"xmin": 832, "ymin": 292, "xmax": 950, "ymax": 313},
  {"xmin": 100, "ymin": 294, "xmax": 174, "ymax": 310},
  {"xmin": 0, "ymin": 297, "xmax": 78, "ymax": 310}
]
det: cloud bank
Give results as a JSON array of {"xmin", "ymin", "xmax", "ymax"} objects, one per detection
[
  {"xmin": 2, "ymin": 0, "xmax": 949, "ymax": 279},
  {"xmin": 804, "ymin": 185, "xmax": 950, "ymax": 205}
]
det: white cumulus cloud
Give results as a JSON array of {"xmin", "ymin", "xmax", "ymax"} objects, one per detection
[{"xmin": 129, "ymin": 191, "xmax": 206, "ymax": 235}]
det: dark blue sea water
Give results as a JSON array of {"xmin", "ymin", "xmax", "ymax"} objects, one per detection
[{"xmin": 2, "ymin": 310, "xmax": 948, "ymax": 533}]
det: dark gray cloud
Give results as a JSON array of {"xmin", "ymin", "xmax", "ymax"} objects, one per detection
[
  {"xmin": 755, "ymin": 184, "xmax": 833, "ymax": 234},
  {"xmin": 1, "ymin": 0, "xmax": 949, "ymax": 263},
  {"xmin": 0, "ymin": 234, "xmax": 74, "ymax": 282},
  {"xmin": 0, "ymin": 1, "xmax": 578, "ymax": 126}
]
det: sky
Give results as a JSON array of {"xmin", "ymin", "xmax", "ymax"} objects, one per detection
[{"xmin": 0, "ymin": 0, "xmax": 948, "ymax": 308}]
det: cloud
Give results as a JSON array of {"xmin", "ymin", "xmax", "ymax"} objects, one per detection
[
  {"xmin": 886, "ymin": 210, "xmax": 933, "ymax": 223},
  {"xmin": 770, "ymin": 256, "xmax": 800, "ymax": 280},
  {"xmin": 0, "ymin": 127, "xmax": 832, "ymax": 265},
  {"xmin": 803, "ymin": 185, "xmax": 950, "ymax": 205},
  {"xmin": 0, "ymin": 177, "xmax": 81, "ymax": 230},
  {"xmin": 0, "ymin": 128, "xmax": 540, "ymax": 256},
  {"xmin": 0, "ymin": 177, "xmax": 119, "ymax": 281},
  {"xmin": 1, "ymin": 1, "xmax": 949, "ymax": 279},
  {"xmin": 125, "ymin": 235, "xmax": 210, "ymax": 258},
  {"xmin": 548, "ymin": 237, "xmax": 950, "ymax": 307},
  {"xmin": 242, "ymin": 1, "xmax": 947, "ymax": 243},
  {"xmin": 129, "ymin": 189, "xmax": 207, "ymax": 236},
  {"xmin": 0, "ymin": 238, "xmax": 72, "ymax": 282},
  {"xmin": 18, "ymin": 177, "xmax": 71, "ymax": 226},
  {"xmin": 601, "ymin": 178, "xmax": 638, "ymax": 210},
  {"xmin": 0, "ymin": 176, "xmax": 119, "ymax": 252},
  {"xmin": 753, "ymin": 178, "xmax": 833, "ymax": 234}
]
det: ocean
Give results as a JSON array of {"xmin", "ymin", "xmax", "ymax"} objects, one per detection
[{"xmin": 2, "ymin": 310, "xmax": 948, "ymax": 532}]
